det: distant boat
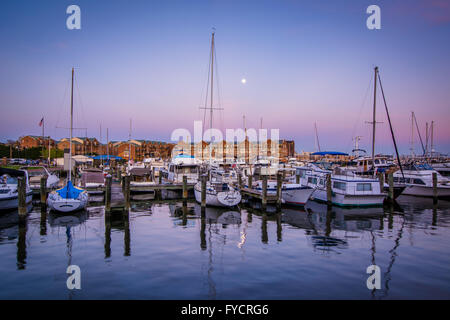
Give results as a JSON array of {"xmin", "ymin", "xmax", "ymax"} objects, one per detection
[
  {"xmin": 47, "ymin": 68, "xmax": 88, "ymax": 213},
  {"xmin": 0, "ymin": 168, "xmax": 33, "ymax": 211},
  {"xmin": 394, "ymin": 163, "xmax": 450, "ymax": 199}
]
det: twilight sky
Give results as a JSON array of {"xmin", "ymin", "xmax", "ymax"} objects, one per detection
[{"xmin": 0, "ymin": 0, "xmax": 449, "ymax": 155}]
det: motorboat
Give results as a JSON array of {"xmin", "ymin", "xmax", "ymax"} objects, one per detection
[
  {"xmin": 393, "ymin": 163, "xmax": 450, "ymax": 199},
  {"xmin": 296, "ymin": 164, "xmax": 385, "ymax": 207},
  {"xmin": 0, "ymin": 168, "xmax": 33, "ymax": 211}
]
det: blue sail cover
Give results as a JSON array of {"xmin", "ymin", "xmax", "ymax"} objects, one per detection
[{"xmin": 56, "ymin": 181, "xmax": 83, "ymax": 199}]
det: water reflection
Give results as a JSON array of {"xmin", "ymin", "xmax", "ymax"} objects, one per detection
[
  {"xmin": 104, "ymin": 210, "xmax": 131, "ymax": 258},
  {"xmin": 1, "ymin": 195, "xmax": 449, "ymax": 299}
]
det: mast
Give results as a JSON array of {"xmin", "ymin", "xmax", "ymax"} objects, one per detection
[
  {"xmin": 410, "ymin": 112, "xmax": 415, "ymax": 158},
  {"xmin": 314, "ymin": 122, "xmax": 321, "ymax": 152},
  {"xmin": 100, "ymin": 124, "xmax": 103, "ymax": 167},
  {"xmin": 69, "ymin": 67, "xmax": 74, "ymax": 181},
  {"xmin": 258, "ymin": 117, "xmax": 262, "ymax": 159},
  {"xmin": 106, "ymin": 128, "xmax": 109, "ymax": 163},
  {"xmin": 209, "ymin": 32, "xmax": 214, "ymax": 165},
  {"xmin": 425, "ymin": 122, "xmax": 429, "ymax": 158},
  {"xmin": 431, "ymin": 120, "xmax": 435, "ymax": 157},
  {"xmin": 371, "ymin": 66, "xmax": 378, "ymax": 172},
  {"xmin": 129, "ymin": 118, "xmax": 132, "ymax": 165}
]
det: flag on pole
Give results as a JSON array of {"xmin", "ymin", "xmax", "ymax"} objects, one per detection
[{"xmin": 39, "ymin": 117, "xmax": 44, "ymax": 127}]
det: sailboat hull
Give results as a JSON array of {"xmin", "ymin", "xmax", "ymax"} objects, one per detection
[
  {"xmin": 194, "ymin": 183, "xmax": 241, "ymax": 207},
  {"xmin": 47, "ymin": 191, "xmax": 88, "ymax": 213}
]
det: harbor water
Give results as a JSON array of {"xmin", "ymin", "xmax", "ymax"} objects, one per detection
[{"xmin": 0, "ymin": 196, "xmax": 450, "ymax": 299}]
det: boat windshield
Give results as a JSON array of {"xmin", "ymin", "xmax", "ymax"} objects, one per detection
[
  {"xmin": 1, "ymin": 175, "xmax": 18, "ymax": 185},
  {"xmin": 177, "ymin": 166, "xmax": 198, "ymax": 174}
]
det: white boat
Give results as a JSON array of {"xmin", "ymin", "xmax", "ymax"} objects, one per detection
[
  {"xmin": 47, "ymin": 68, "xmax": 88, "ymax": 213},
  {"xmin": 393, "ymin": 163, "xmax": 450, "ymax": 198},
  {"xmin": 248, "ymin": 179, "xmax": 314, "ymax": 206},
  {"xmin": 194, "ymin": 170, "xmax": 241, "ymax": 207},
  {"xmin": 23, "ymin": 166, "xmax": 59, "ymax": 189},
  {"xmin": 160, "ymin": 154, "xmax": 200, "ymax": 184},
  {"xmin": 297, "ymin": 165, "xmax": 385, "ymax": 207},
  {"xmin": 0, "ymin": 168, "xmax": 33, "ymax": 211}
]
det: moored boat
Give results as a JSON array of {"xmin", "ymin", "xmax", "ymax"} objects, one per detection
[{"xmin": 0, "ymin": 168, "xmax": 33, "ymax": 211}]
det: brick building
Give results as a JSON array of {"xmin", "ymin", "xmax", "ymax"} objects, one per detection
[{"xmin": 18, "ymin": 135, "xmax": 56, "ymax": 149}]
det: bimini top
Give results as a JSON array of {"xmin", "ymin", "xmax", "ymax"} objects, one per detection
[
  {"xmin": 0, "ymin": 167, "xmax": 26, "ymax": 177},
  {"xmin": 312, "ymin": 151, "xmax": 349, "ymax": 156},
  {"xmin": 91, "ymin": 155, "xmax": 123, "ymax": 160},
  {"xmin": 172, "ymin": 153, "xmax": 198, "ymax": 165},
  {"xmin": 56, "ymin": 181, "xmax": 84, "ymax": 199}
]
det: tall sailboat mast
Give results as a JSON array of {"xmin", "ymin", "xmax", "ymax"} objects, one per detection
[
  {"xmin": 371, "ymin": 66, "xmax": 378, "ymax": 172},
  {"xmin": 129, "ymin": 118, "xmax": 132, "ymax": 164},
  {"xmin": 69, "ymin": 67, "xmax": 74, "ymax": 181},
  {"xmin": 209, "ymin": 32, "xmax": 215, "ymax": 165}
]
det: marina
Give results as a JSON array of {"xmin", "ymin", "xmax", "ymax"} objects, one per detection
[{"xmin": 1, "ymin": 0, "xmax": 449, "ymax": 304}]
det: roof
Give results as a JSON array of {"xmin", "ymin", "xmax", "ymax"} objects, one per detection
[{"xmin": 312, "ymin": 151, "xmax": 349, "ymax": 156}]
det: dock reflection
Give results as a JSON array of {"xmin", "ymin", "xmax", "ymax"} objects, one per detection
[{"xmin": 104, "ymin": 210, "xmax": 131, "ymax": 258}]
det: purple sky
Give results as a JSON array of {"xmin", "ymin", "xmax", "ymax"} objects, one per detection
[{"xmin": 0, "ymin": 0, "xmax": 449, "ymax": 155}]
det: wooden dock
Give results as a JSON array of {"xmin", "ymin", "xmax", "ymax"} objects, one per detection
[{"xmin": 109, "ymin": 182, "xmax": 126, "ymax": 212}]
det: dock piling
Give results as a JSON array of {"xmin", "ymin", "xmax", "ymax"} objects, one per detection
[
  {"xmin": 326, "ymin": 174, "xmax": 332, "ymax": 206},
  {"xmin": 433, "ymin": 172, "xmax": 438, "ymax": 203},
  {"xmin": 18, "ymin": 176, "xmax": 27, "ymax": 217},
  {"xmin": 276, "ymin": 172, "xmax": 282, "ymax": 210},
  {"xmin": 262, "ymin": 175, "xmax": 268, "ymax": 211},
  {"xmin": 124, "ymin": 175, "xmax": 131, "ymax": 210},
  {"xmin": 40, "ymin": 175, "xmax": 47, "ymax": 207},
  {"xmin": 248, "ymin": 174, "xmax": 253, "ymax": 189},
  {"xmin": 388, "ymin": 172, "xmax": 394, "ymax": 202},
  {"xmin": 378, "ymin": 172, "xmax": 384, "ymax": 194},
  {"xmin": 105, "ymin": 175, "xmax": 112, "ymax": 213},
  {"xmin": 182, "ymin": 175, "xmax": 188, "ymax": 202},
  {"xmin": 201, "ymin": 175, "xmax": 207, "ymax": 208}
]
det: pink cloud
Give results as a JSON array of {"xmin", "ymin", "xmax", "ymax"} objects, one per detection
[{"xmin": 390, "ymin": 0, "xmax": 450, "ymax": 25}]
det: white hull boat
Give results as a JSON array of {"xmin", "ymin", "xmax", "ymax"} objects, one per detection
[
  {"xmin": 250, "ymin": 181, "xmax": 314, "ymax": 206},
  {"xmin": 394, "ymin": 164, "xmax": 450, "ymax": 199},
  {"xmin": 47, "ymin": 68, "xmax": 89, "ymax": 213},
  {"xmin": 297, "ymin": 165, "xmax": 386, "ymax": 207},
  {"xmin": 0, "ymin": 168, "xmax": 33, "ymax": 211},
  {"xmin": 194, "ymin": 181, "xmax": 241, "ymax": 207},
  {"xmin": 47, "ymin": 181, "xmax": 88, "ymax": 213}
]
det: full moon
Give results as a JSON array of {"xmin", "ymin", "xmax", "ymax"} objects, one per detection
[{"xmin": 241, "ymin": 78, "xmax": 247, "ymax": 84}]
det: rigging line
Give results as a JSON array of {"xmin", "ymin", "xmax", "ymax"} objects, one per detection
[
  {"xmin": 378, "ymin": 72, "xmax": 404, "ymax": 178},
  {"xmin": 75, "ymin": 74, "xmax": 88, "ymax": 138},
  {"xmin": 213, "ymin": 44, "xmax": 224, "ymax": 133},
  {"xmin": 203, "ymin": 44, "xmax": 212, "ymax": 136},
  {"xmin": 55, "ymin": 77, "xmax": 70, "ymax": 130},
  {"xmin": 413, "ymin": 112, "xmax": 426, "ymax": 155},
  {"xmin": 347, "ymin": 75, "xmax": 373, "ymax": 152}
]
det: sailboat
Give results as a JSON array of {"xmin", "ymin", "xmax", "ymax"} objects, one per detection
[
  {"xmin": 47, "ymin": 68, "xmax": 88, "ymax": 213},
  {"xmin": 193, "ymin": 31, "xmax": 241, "ymax": 207}
]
